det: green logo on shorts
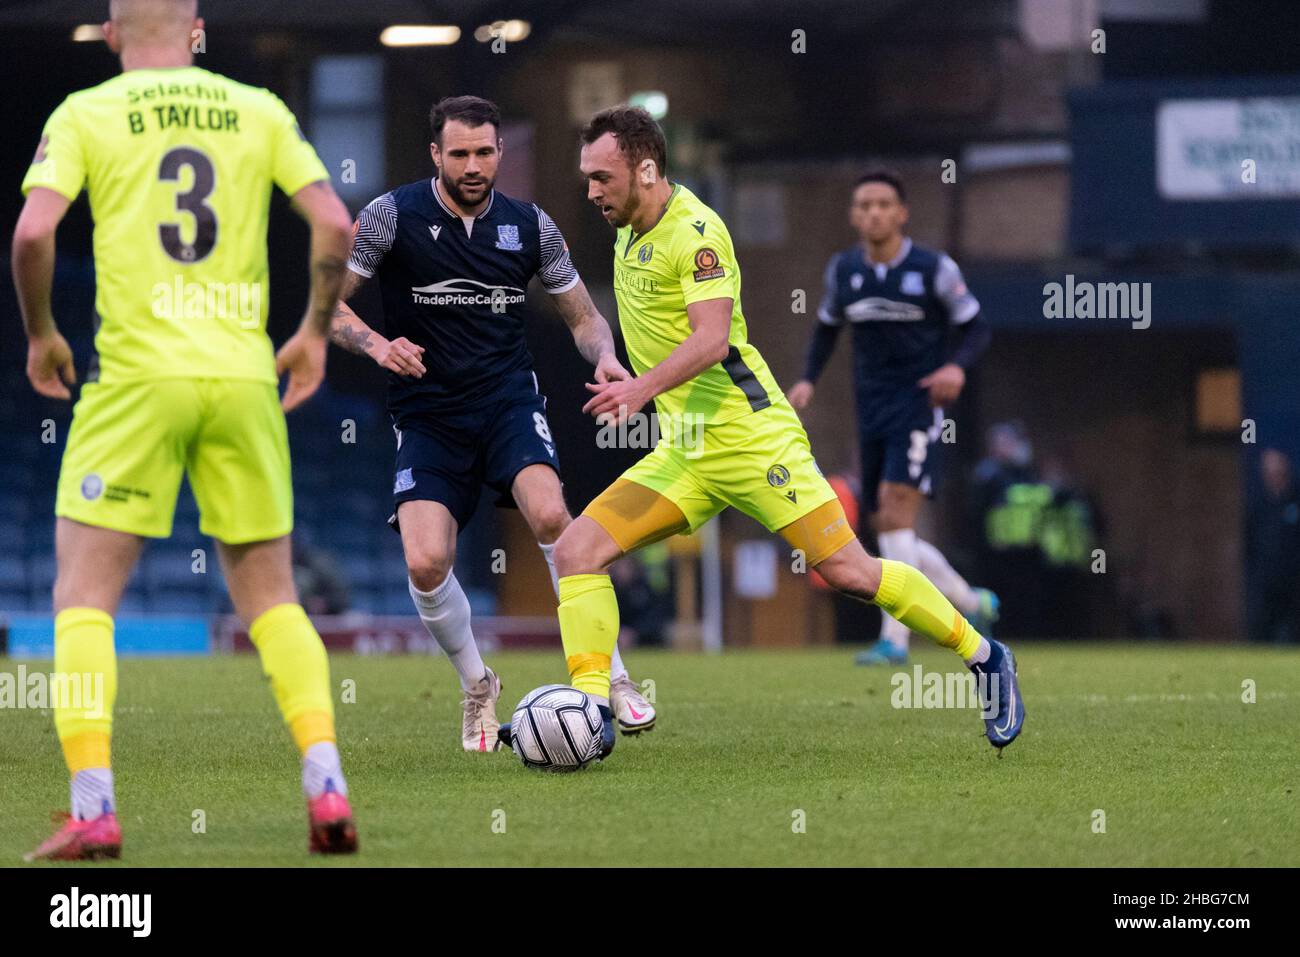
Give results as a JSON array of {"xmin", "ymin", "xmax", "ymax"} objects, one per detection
[{"xmin": 767, "ymin": 465, "xmax": 790, "ymax": 488}]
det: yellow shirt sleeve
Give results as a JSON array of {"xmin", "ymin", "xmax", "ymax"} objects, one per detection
[
  {"xmin": 675, "ymin": 220, "xmax": 740, "ymax": 307},
  {"xmin": 266, "ymin": 93, "xmax": 329, "ymax": 197},
  {"xmin": 21, "ymin": 99, "xmax": 86, "ymax": 201}
]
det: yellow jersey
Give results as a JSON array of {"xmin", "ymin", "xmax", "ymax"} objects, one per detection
[
  {"xmin": 611, "ymin": 183, "xmax": 781, "ymax": 427},
  {"xmin": 21, "ymin": 65, "xmax": 328, "ymax": 384}
]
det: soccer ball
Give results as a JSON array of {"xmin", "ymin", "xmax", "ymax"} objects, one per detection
[{"xmin": 509, "ymin": 684, "xmax": 603, "ymax": 772}]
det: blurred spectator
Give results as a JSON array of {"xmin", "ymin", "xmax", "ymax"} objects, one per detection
[
  {"xmin": 1246, "ymin": 448, "xmax": 1300, "ymax": 643},
  {"xmin": 610, "ymin": 548, "xmax": 673, "ymax": 647},
  {"xmin": 292, "ymin": 537, "xmax": 350, "ymax": 616},
  {"xmin": 970, "ymin": 423, "xmax": 1106, "ymax": 638}
]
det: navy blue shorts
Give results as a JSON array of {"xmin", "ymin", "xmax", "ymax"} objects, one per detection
[
  {"xmin": 860, "ymin": 406, "xmax": 944, "ymax": 514},
  {"xmin": 388, "ymin": 370, "xmax": 560, "ymax": 531}
]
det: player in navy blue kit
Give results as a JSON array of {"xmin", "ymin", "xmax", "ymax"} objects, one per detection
[
  {"xmin": 787, "ymin": 170, "xmax": 1000, "ymax": 665},
  {"xmin": 330, "ymin": 97, "xmax": 656, "ymax": 749}
]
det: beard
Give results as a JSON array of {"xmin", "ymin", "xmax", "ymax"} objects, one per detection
[
  {"xmin": 441, "ymin": 168, "xmax": 494, "ymax": 208},
  {"xmin": 604, "ymin": 191, "xmax": 641, "ymax": 229}
]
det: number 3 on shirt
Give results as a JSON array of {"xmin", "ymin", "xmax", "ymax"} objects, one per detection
[{"xmin": 159, "ymin": 146, "xmax": 217, "ymax": 263}]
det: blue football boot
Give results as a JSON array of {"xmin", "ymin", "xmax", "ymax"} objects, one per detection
[{"xmin": 969, "ymin": 639, "xmax": 1024, "ymax": 750}]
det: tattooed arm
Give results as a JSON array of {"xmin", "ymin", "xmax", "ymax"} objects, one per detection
[
  {"xmin": 329, "ymin": 270, "xmax": 425, "ymax": 377},
  {"xmin": 551, "ymin": 279, "xmax": 629, "ymax": 383}
]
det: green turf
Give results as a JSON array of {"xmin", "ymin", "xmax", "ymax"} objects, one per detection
[{"xmin": 2, "ymin": 643, "xmax": 1297, "ymax": 867}]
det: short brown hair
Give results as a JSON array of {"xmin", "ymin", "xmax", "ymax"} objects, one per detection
[
  {"xmin": 580, "ymin": 106, "xmax": 667, "ymax": 176},
  {"xmin": 430, "ymin": 95, "xmax": 500, "ymax": 144}
]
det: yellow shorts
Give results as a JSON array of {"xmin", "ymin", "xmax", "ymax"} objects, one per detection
[
  {"xmin": 56, "ymin": 378, "xmax": 293, "ymax": 544},
  {"xmin": 586, "ymin": 399, "xmax": 849, "ymax": 561}
]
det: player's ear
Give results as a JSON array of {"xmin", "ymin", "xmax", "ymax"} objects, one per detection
[
  {"xmin": 429, "ymin": 141, "xmax": 439, "ymax": 166},
  {"xmin": 102, "ymin": 19, "xmax": 120, "ymax": 54},
  {"xmin": 639, "ymin": 160, "xmax": 657, "ymax": 187}
]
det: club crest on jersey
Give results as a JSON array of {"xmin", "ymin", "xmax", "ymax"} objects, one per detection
[
  {"xmin": 851, "ymin": 272, "xmax": 864, "ymax": 291},
  {"xmin": 495, "ymin": 224, "xmax": 523, "ymax": 251},
  {"xmin": 901, "ymin": 270, "xmax": 925, "ymax": 296},
  {"xmin": 638, "ymin": 243, "xmax": 653, "ymax": 264},
  {"xmin": 81, "ymin": 474, "xmax": 103, "ymax": 501},
  {"xmin": 767, "ymin": 464, "xmax": 790, "ymax": 488}
]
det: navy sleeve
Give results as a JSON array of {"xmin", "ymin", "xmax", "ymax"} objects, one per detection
[{"xmin": 947, "ymin": 312, "xmax": 991, "ymax": 370}]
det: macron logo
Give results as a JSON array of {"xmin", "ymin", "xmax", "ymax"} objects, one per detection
[
  {"xmin": 429, "ymin": 225, "xmax": 442, "ymax": 241},
  {"xmin": 50, "ymin": 886, "xmax": 151, "ymax": 938}
]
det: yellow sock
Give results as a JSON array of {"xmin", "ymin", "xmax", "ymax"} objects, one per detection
[
  {"xmin": 248, "ymin": 603, "xmax": 335, "ymax": 754},
  {"xmin": 557, "ymin": 574, "xmax": 619, "ymax": 700},
  {"xmin": 873, "ymin": 559, "xmax": 984, "ymax": 661},
  {"xmin": 53, "ymin": 608, "xmax": 117, "ymax": 773}
]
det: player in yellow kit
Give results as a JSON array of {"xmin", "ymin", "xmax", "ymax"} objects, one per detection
[
  {"xmin": 12, "ymin": 0, "xmax": 358, "ymax": 859},
  {"xmin": 546, "ymin": 107, "xmax": 1024, "ymax": 755}
]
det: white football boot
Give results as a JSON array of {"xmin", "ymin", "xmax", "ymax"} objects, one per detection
[
  {"xmin": 609, "ymin": 673, "xmax": 656, "ymax": 735},
  {"xmin": 461, "ymin": 667, "xmax": 502, "ymax": 752}
]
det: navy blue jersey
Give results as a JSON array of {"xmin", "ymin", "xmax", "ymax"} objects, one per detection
[
  {"xmin": 348, "ymin": 179, "xmax": 579, "ymax": 425},
  {"xmin": 816, "ymin": 238, "xmax": 980, "ymax": 434}
]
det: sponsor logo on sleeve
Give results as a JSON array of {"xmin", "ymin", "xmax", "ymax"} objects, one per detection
[{"xmin": 692, "ymin": 247, "xmax": 725, "ymax": 282}]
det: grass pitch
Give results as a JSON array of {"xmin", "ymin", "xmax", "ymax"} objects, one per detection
[{"xmin": 3, "ymin": 643, "xmax": 1296, "ymax": 867}]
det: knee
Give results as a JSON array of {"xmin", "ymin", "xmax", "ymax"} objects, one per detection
[
  {"xmin": 818, "ymin": 551, "xmax": 883, "ymax": 601},
  {"xmin": 553, "ymin": 525, "xmax": 600, "ymax": 579},
  {"xmin": 407, "ymin": 545, "xmax": 454, "ymax": 592},
  {"xmin": 874, "ymin": 492, "xmax": 909, "ymax": 533},
  {"xmin": 532, "ymin": 504, "xmax": 572, "ymax": 546}
]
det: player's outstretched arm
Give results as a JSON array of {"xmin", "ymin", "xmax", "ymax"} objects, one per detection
[
  {"xmin": 583, "ymin": 297, "xmax": 731, "ymax": 423},
  {"xmin": 551, "ymin": 279, "xmax": 628, "ymax": 383},
  {"xmin": 276, "ymin": 180, "xmax": 352, "ymax": 411},
  {"xmin": 12, "ymin": 187, "xmax": 76, "ymax": 399},
  {"xmin": 329, "ymin": 284, "xmax": 426, "ymax": 378}
]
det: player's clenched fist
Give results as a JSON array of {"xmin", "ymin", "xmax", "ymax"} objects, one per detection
[
  {"xmin": 372, "ymin": 336, "xmax": 426, "ymax": 378},
  {"xmin": 276, "ymin": 328, "xmax": 328, "ymax": 411},
  {"xmin": 26, "ymin": 331, "xmax": 77, "ymax": 400}
]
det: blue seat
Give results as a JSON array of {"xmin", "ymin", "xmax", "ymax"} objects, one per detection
[
  {"xmin": 28, "ymin": 553, "xmax": 56, "ymax": 591},
  {"xmin": 0, "ymin": 555, "xmax": 29, "ymax": 589},
  {"xmin": 0, "ymin": 587, "xmax": 32, "ymax": 612}
]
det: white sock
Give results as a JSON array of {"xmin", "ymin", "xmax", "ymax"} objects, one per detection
[
  {"xmin": 966, "ymin": 639, "xmax": 992, "ymax": 665},
  {"xmin": 915, "ymin": 538, "xmax": 980, "ymax": 615},
  {"xmin": 540, "ymin": 541, "xmax": 629, "ymax": 681},
  {"xmin": 876, "ymin": 528, "xmax": 920, "ymax": 650},
  {"xmin": 302, "ymin": 741, "xmax": 347, "ymax": 799},
  {"xmin": 70, "ymin": 768, "xmax": 115, "ymax": 820},
  {"xmin": 539, "ymin": 541, "xmax": 561, "ymax": 597},
  {"xmin": 410, "ymin": 573, "xmax": 486, "ymax": 692}
]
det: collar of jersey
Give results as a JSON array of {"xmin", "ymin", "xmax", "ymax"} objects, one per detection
[
  {"xmin": 430, "ymin": 177, "xmax": 496, "ymax": 222},
  {"xmin": 863, "ymin": 234, "xmax": 915, "ymax": 270},
  {"xmin": 624, "ymin": 182, "xmax": 681, "ymax": 256}
]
